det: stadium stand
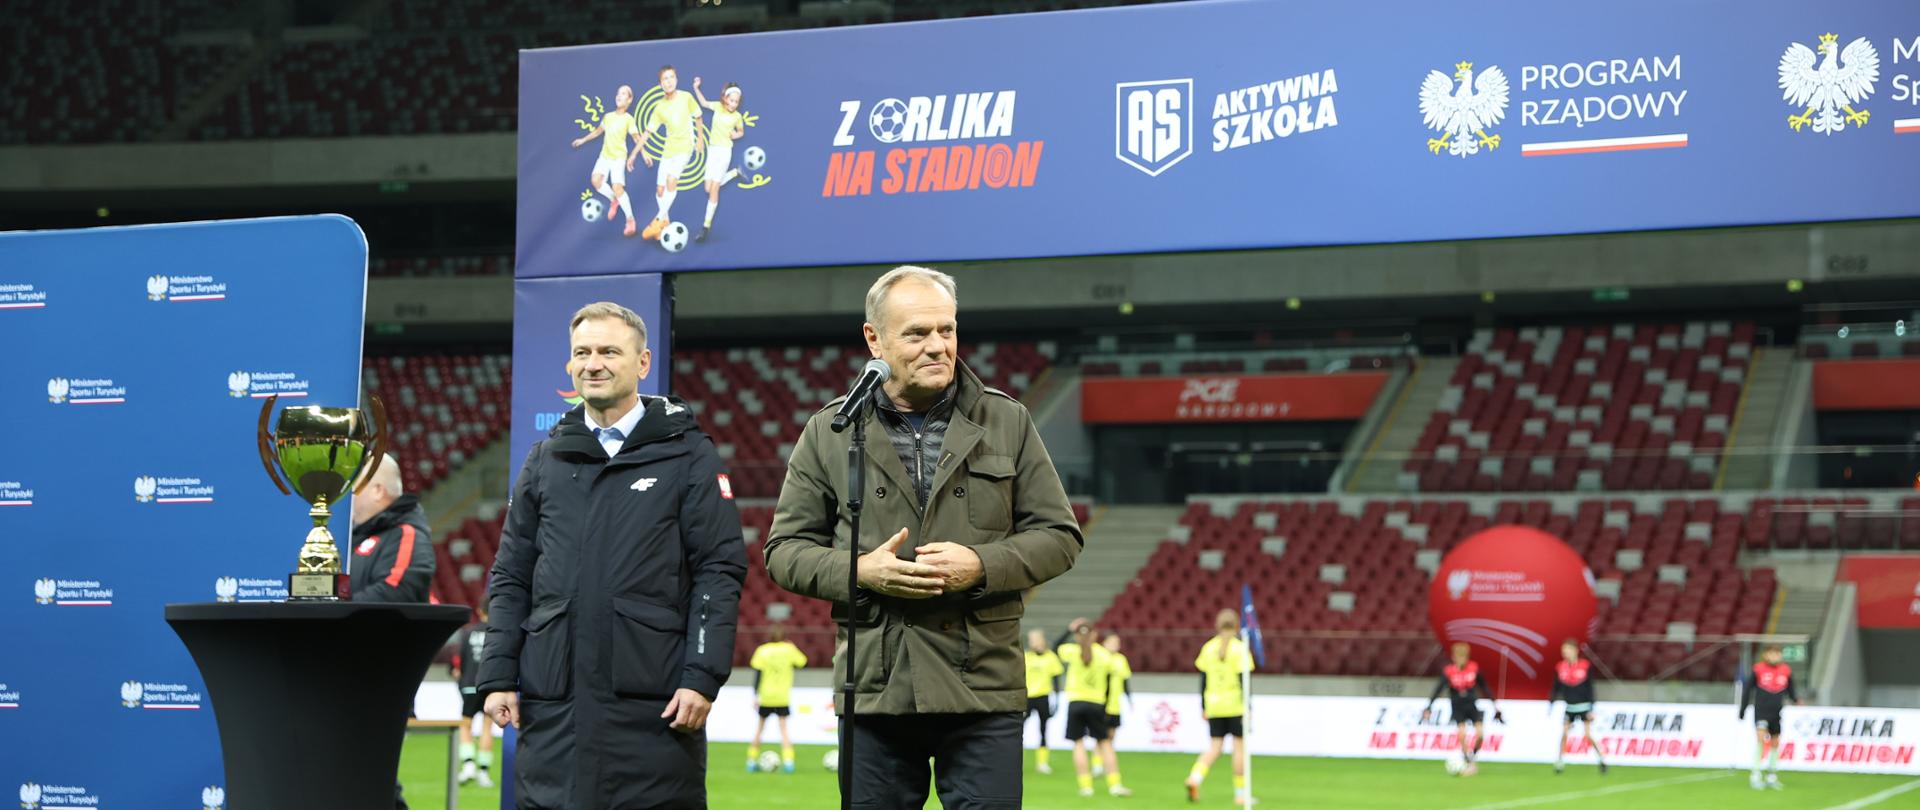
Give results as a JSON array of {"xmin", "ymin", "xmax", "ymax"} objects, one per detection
[{"xmin": 362, "ymin": 353, "xmax": 512, "ymax": 494}]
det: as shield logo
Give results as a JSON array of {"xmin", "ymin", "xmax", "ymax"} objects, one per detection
[
  {"xmin": 19, "ymin": 782, "xmax": 41, "ymax": 809},
  {"xmin": 1419, "ymin": 60, "xmax": 1509, "ymax": 157},
  {"xmin": 134, "ymin": 476, "xmax": 158, "ymax": 502},
  {"xmin": 1116, "ymin": 79, "xmax": 1193, "ymax": 176},
  {"xmin": 214, "ymin": 577, "xmax": 239, "ymax": 603},
  {"xmin": 33, "ymin": 578, "xmax": 54, "ymax": 605},
  {"xmin": 201, "ymin": 785, "xmax": 226, "ymax": 810},
  {"xmin": 120, "ymin": 680, "xmax": 143, "ymax": 708},
  {"xmin": 227, "ymin": 371, "xmax": 251, "ymax": 398},
  {"xmin": 1779, "ymin": 33, "xmax": 1879, "ymax": 134},
  {"xmin": 147, "ymin": 274, "xmax": 169, "ymax": 301},
  {"xmin": 45, "ymin": 378, "xmax": 68, "ymax": 404}
]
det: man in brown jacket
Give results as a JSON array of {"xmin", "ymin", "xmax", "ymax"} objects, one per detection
[{"xmin": 765, "ymin": 266, "xmax": 1082, "ymax": 809}]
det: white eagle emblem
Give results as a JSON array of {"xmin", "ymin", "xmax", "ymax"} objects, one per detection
[
  {"xmin": 1420, "ymin": 60, "xmax": 1509, "ymax": 157},
  {"xmin": 33, "ymin": 578, "xmax": 55, "ymax": 604},
  {"xmin": 46, "ymin": 378, "xmax": 69, "ymax": 403},
  {"xmin": 134, "ymin": 476, "xmax": 158, "ymax": 503},
  {"xmin": 1446, "ymin": 569, "xmax": 1473, "ymax": 601},
  {"xmin": 201, "ymin": 785, "xmax": 226, "ymax": 809},
  {"xmin": 19, "ymin": 782, "xmax": 42, "ymax": 809},
  {"xmin": 1779, "ymin": 33, "xmax": 1879, "ymax": 134},
  {"xmin": 146, "ymin": 274, "xmax": 169, "ymax": 301},
  {"xmin": 227, "ymin": 371, "xmax": 251, "ymax": 398},
  {"xmin": 120, "ymin": 680, "xmax": 143, "ymax": 707},
  {"xmin": 215, "ymin": 577, "xmax": 239, "ymax": 603}
]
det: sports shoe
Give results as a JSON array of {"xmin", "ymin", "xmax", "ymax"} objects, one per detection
[
  {"xmin": 1036, "ymin": 763, "xmax": 1053, "ymax": 775},
  {"xmin": 1598, "ymin": 761, "xmax": 1608, "ymax": 776},
  {"xmin": 1078, "ymin": 787, "xmax": 1094, "ymax": 798},
  {"xmin": 458, "ymin": 761, "xmax": 477, "ymax": 785},
  {"xmin": 746, "ymin": 759, "xmax": 758, "ymax": 774},
  {"xmin": 1767, "ymin": 774, "xmax": 1783, "ymax": 791},
  {"xmin": 623, "ymin": 218, "xmax": 637, "ymax": 237},
  {"xmin": 641, "ymin": 218, "xmax": 667, "ymax": 240},
  {"xmin": 1108, "ymin": 785, "xmax": 1132, "ymax": 798},
  {"xmin": 783, "ymin": 761, "xmax": 795, "ymax": 774},
  {"xmin": 1462, "ymin": 764, "xmax": 1478, "ymax": 777},
  {"xmin": 475, "ymin": 770, "xmax": 494, "ymax": 789},
  {"xmin": 1553, "ymin": 763, "xmax": 1564, "ymax": 775},
  {"xmin": 1185, "ymin": 779, "xmax": 1200, "ymax": 803},
  {"xmin": 608, "ymin": 195, "xmax": 620, "ymax": 223},
  {"xmin": 1750, "ymin": 774, "xmax": 1765, "ymax": 790},
  {"xmin": 695, "ymin": 226, "xmax": 710, "ymax": 243},
  {"xmin": 1233, "ymin": 794, "xmax": 1258, "ymax": 807}
]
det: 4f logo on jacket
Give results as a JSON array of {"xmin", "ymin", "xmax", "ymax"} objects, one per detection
[{"xmin": 630, "ymin": 478, "xmax": 658, "ymax": 492}]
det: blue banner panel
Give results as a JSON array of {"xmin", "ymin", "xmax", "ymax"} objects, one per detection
[
  {"xmin": 0, "ymin": 216, "xmax": 368, "ymax": 808},
  {"xmin": 508, "ymin": 274, "xmax": 670, "ymax": 484},
  {"xmin": 516, "ymin": 0, "xmax": 1920, "ymax": 276}
]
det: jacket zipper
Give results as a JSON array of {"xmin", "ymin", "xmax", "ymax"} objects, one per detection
[
  {"xmin": 697, "ymin": 593, "xmax": 710, "ymax": 655},
  {"xmin": 913, "ymin": 431, "xmax": 924, "ymax": 504}
]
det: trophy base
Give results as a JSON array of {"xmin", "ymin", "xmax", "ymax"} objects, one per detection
[{"xmin": 289, "ymin": 572, "xmax": 351, "ymax": 601}]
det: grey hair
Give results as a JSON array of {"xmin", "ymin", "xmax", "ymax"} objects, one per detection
[
  {"xmin": 569, "ymin": 301, "xmax": 649, "ymax": 352},
  {"xmin": 864, "ymin": 265, "xmax": 957, "ymax": 330},
  {"xmin": 371, "ymin": 452, "xmax": 403, "ymax": 496}
]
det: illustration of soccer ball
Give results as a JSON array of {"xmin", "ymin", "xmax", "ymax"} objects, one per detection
[
  {"xmin": 1444, "ymin": 752, "xmax": 1467, "ymax": 775},
  {"xmin": 658, "ymin": 221, "xmax": 689, "ymax": 253},
  {"xmin": 743, "ymin": 146, "xmax": 766, "ymax": 172},
  {"xmin": 581, "ymin": 197, "xmax": 604, "ymax": 223},
  {"xmin": 868, "ymin": 98, "xmax": 908, "ymax": 143},
  {"xmin": 822, "ymin": 749, "xmax": 839, "ymax": 772},
  {"xmin": 757, "ymin": 750, "xmax": 782, "ymax": 773}
]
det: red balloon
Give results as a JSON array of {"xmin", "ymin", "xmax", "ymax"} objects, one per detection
[{"xmin": 1427, "ymin": 525, "xmax": 1597, "ymax": 700}]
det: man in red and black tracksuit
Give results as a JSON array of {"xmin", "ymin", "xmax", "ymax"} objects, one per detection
[
  {"xmin": 1422, "ymin": 642, "xmax": 1503, "ymax": 777},
  {"xmin": 1738, "ymin": 644, "xmax": 1801, "ymax": 791},
  {"xmin": 347, "ymin": 453, "xmax": 435, "ymax": 603}
]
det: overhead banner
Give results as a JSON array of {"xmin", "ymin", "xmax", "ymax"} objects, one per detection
[
  {"xmin": 692, "ymin": 687, "xmax": 1920, "ymax": 774},
  {"xmin": 1838, "ymin": 555, "xmax": 1920, "ymax": 629},
  {"xmin": 509, "ymin": 273, "xmax": 670, "ymax": 485},
  {"xmin": 0, "ymin": 217, "xmax": 369, "ymax": 808},
  {"xmin": 1081, "ymin": 373, "xmax": 1388, "ymax": 424},
  {"xmin": 1813, "ymin": 360, "xmax": 1920, "ymax": 411},
  {"xmin": 516, "ymin": 0, "xmax": 1920, "ymax": 277}
]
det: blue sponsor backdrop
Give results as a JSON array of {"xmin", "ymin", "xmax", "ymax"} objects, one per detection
[
  {"xmin": 0, "ymin": 217, "xmax": 368, "ymax": 806},
  {"xmin": 517, "ymin": 0, "xmax": 1920, "ymax": 277},
  {"xmin": 508, "ymin": 273, "xmax": 670, "ymax": 485}
]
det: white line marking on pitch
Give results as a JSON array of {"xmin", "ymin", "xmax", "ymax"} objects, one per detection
[
  {"xmin": 1821, "ymin": 778, "xmax": 1920, "ymax": 810},
  {"xmin": 1452, "ymin": 770, "xmax": 1731, "ymax": 810}
]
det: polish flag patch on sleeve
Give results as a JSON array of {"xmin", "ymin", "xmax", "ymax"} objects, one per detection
[{"xmin": 717, "ymin": 473, "xmax": 734, "ymax": 500}]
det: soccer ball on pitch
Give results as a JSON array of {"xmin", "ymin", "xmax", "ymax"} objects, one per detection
[
  {"xmin": 822, "ymin": 749, "xmax": 840, "ymax": 772},
  {"xmin": 868, "ymin": 98, "xmax": 908, "ymax": 143},
  {"xmin": 743, "ymin": 146, "xmax": 767, "ymax": 172},
  {"xmin": 757, "ymin": 750, "xmax": 782, "ymax": 773},
  {"xmin": 658, "ymin": 221, "xmax": 689, "ymax": 253},
  {"xmin": 580, "ymin": 197, "xmax": 605, "ymax": 223},
  {"xmin": 1444, "ymin": 752, "xmax": 1467, "ymax": 775}
]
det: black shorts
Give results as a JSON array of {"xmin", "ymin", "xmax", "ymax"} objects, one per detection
[
  {"xmin": 1755, "ymin": 713, "xmax": 1782, "ymax": 737},
  {"xmin": 460, "ymin": 692, "xmax": 484, "ymax": 718},
  {"xmin": 1207, "ymin": 716, "xmax": 1244, "ymax": 739},
  {"xmin": 1027, "ymin": 696, "xmax": 1052, "ymax": 719},
  {"xmin": 1451, "ymin": 700, "xmax": 1484, "ymax": 724},
  {"xmin": 1565, "ymin": 710, "xmax": 1592, "ymax": 723},
  {"xmin": 758, "ymin": 705, "xmax": 791, "ymax": 718},
  {"xmin": 1065, "ymin": 701, "xmax": 1109, "ymax": 741},
  {"xmin": 1106, "ymin": 713, "xmax": 1122, "ymax": 732}
]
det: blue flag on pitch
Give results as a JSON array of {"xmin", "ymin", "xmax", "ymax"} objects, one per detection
[{"xmin": 1240, "ymin": 584, "xmax": 1266, "ymax": 669}]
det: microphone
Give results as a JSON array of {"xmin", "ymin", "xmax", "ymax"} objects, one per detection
[{"xmin": 830, "ymin": 359, "xmax": 892, "ymax": 433}]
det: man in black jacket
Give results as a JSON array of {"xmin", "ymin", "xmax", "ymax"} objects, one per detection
[
  {"xmin": 481, "ymin": 302, "xmax": 747, "ymax": 809},
  {"xmin": 348, "ymin": 454, "xmax": 434, "ymax": 603}
]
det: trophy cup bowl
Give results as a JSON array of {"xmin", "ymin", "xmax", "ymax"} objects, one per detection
[{"xmin": 256, "ymin": 393, "xmax": 388, "ymax": 601}]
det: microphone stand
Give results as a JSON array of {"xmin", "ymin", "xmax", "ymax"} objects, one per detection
[{"xmin": 837, "ymin": 397, "xmax": 874, "ymax": 810}]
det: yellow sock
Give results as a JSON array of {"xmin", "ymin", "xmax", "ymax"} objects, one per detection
[
  {"xmin": 781, "ymin": 745, "xmax": 794, "ymax": 765},
  {"xmin": 746, "ymin": 744, "xmax": 760, "ymax": 763},
  {"xmin": 1233, "ymin": 775, "xmax": 1246, "ymax": 791},
  {"xmin": 1105, "ymin": 772, "xmax": 1123, "ymax": 788},
  {"xmin": 1035, "ymin": 748, "xmax": 1050, "ymax": 767},
  {"xmin": 1188, "ymin": 763, "xmax": 1209, "ymax": 783},
  {"xmin": 1077, "ymin": 774, "xmax": 1094, "ymax": 792}
]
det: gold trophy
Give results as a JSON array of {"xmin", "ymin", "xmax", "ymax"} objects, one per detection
[{"xmin": 255, "ymin": 393, "xmax": 389, "ymax": 601}]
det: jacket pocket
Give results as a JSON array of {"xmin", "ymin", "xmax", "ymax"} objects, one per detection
[
  {"xmin": 965, "ymin": 455, "xmax": 1016, "ymax": 532},
  {"xmin": 963, "ymin": 596, "xmax": 1023, "ymax": 688},
  {"xmin": 610, "ymin": 595, "xmax": 685, "ymax": 698},
  {"xmin": 519, "ymin": 599, "xmax": 573, "ymax": 699}
]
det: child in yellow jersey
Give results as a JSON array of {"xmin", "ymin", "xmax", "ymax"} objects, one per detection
[
  {"xmin": 1057, "ymin": 621, "xmax": 1131, "ymax": 798},
  {"xmin": 747, "ymin": 626, "xmax": 808, "ymax": 773},
  {"xmin": 569, "ymin": 84, "xmax": 642, "ymax": 237},
  {"xmin": 1024, "ymin": 629, "xmax": 1064, "ymax": 774},
  {"xmin": 1097, "ymin": 632, "xmax": 1132, "ymax": 780},
  {"xmin": 638, "ymin": 65, "xmax": 705, "ymax": 241},
  {"xmin": 1187, "ymin": 609, "xmax": 1255, "ymax": 806},
  {"xmin": 691, "ymin": 76, "xmax": 747, "ymax": 243}
]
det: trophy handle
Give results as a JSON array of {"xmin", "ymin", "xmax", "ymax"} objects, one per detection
[
  {"xmin": 351, "ymin": 391, "xmax": 390, "ymax": 494},
  {"xmin": 255, "ymin": 394, "xmax": 292, "ymax": 496}
]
